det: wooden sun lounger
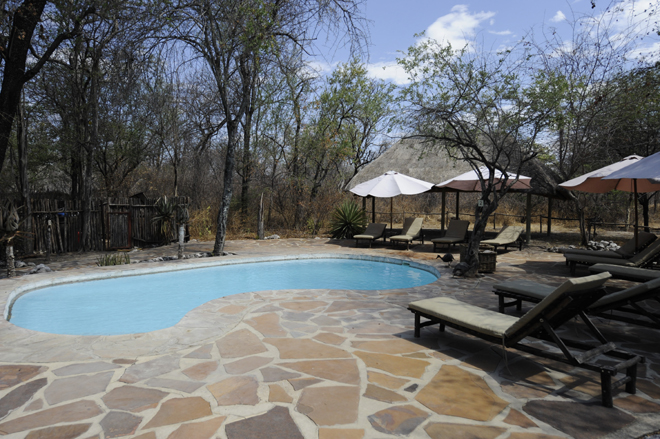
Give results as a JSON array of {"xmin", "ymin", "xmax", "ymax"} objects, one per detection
[
  {"xmin": 480, "ymin": 225, "xmax": 524, "ymax": 251},
  {"xmin": 493, "ymin": 276, "xmax": 660, "ymax": 330},
  {"xmin": 589, "ymin": 264, "xmax": 660, "ymax": 282},
  {"xmin": 409, "ymin": 272, "xmax": 643, "ymax": 407},
  {"xmin": 565, "ymin": 239, "xmax": 660, "ymax": 275},
  {"xmin": 430, "ymin": 219, "xmax": 470, "ymax": 252},
  {"xmin": 390, "ymin": 217, "xmax": 424, "ymax": 250},
  {"xmin": 354, "ymin": 223, "xmax": 387, "ymax": 248}
]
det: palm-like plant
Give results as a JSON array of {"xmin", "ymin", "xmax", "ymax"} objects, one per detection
[
  {"xmin": 329, "ymin": 200, "xmax": 367, "ymax": 239},
  {"xmin": 152, "ymin": 196, "xmax": 176, "ymax": 243}
]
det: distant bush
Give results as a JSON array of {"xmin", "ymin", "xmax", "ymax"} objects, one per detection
[{"xmin": 97, "ymin": 253, "xmax": 131, "ymax": 266}]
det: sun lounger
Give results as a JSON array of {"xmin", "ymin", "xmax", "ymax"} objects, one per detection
[
  {"xmin": 409, "ymin": 272, "xmax": 643, "ymax": 407},
  {"xmin": 494, "ymin": 276, "xmax": 660, "ymax": 329},
  {"xmin": 389, "ymin": 217, "xmax": 423, "ymax": 250},
  {"xmin": 480, "ymin": 225, "xmax": 524, "ymax": 251},
  {"xmin": 430, "ymin": 219, "xmax": 470, "ymax": 252},
  {"xmin": 566, "ymin": 239, "xmax": 660, "ymax": 275},
  {"xmin": 589, "ymin": 264, "xmax": 660, "ymax": 282},
  {"xmin": 353, "ymin": 223, "xmax": 387, "ymax": 248},
  {"xmin": 561, "ymin": 231, "xmax": 657, "ymax": 260}
]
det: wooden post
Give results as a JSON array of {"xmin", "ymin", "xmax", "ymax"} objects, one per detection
[
  {"xmin": 441, "ymin": 191, "xmax": 446, "ymax": 232},
  {"xmin": 177, "ymin": 224, "xmax": 185, "ymax": 259},
  {"xmin": 258, "ymin": 193, "xmax": 265, "ymax": 240},
  {"xmin": 46, "ymin": 219, "xmax": 52, "ymax": 262},
  {"xmin": 526, "ymin": 193, "xmax": 532, "ymax": 244},
  {"xmin": 455, "ymin": 192, "xmax": 460, "ymax": 219},
  {"xmin": 547, "ymin": 197, "xmax": 553, "ymax": 236}
]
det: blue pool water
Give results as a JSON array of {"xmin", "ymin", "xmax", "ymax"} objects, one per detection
[{"xmin": 9, "ymin": 258, "xmax": 436, "ymax": 336}]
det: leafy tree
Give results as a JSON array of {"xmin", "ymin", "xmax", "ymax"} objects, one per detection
[{"xmin": 398, "ymin": 41, "xmax": 550, "ymax": 276}]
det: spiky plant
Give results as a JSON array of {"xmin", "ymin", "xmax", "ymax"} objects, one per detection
[
  {"xmin": 329, "ymin": 200, "xmax": 367, "ymax": 239},
  {"xmin": 152, "ymin": 196, "xmax": 176, "ymax": 243}
]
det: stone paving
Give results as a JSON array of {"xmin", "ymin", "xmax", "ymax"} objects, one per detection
[{"xmin": 1, "ymin": 238, "xmax": 660, "ymax": 439}]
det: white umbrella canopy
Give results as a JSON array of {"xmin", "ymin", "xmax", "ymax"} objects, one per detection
[
  {"xmin": 603, "ymin": 151, "xmax": 660, "ymax": 185},
  {"xmin": 350, "ymin": 171, "xmax": 435, "ymax": 197},
  {"xmin": 349, "ymin": 171, "xmax": 435, "ymax": 229},
  {"xmin": 435, "ymin": 167, "xmax": 532, "ymax": 192},
  {"xmin": 559, "ymin": 155, "xmax": 659, "ymax": 193}
]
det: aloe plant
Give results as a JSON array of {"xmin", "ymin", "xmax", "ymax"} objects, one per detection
[{"xmin": 329, "ymin": 200, "xmax": 367, "ymax": 239}]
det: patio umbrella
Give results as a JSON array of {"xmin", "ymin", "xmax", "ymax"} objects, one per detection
[
  {"xmin": 435, "ymin": 167, "xmax": 532, "ymax": 191},
  {"xmin": 349, "ymin": 171, "xmax": 435, "ymax": 229},
  {"xmin": 602, "ymin": 152, "xmax": 660, "ymax": 247}
]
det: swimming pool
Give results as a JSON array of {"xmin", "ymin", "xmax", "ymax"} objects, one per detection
[{"xmin": 8, "ymin": 256, "xmax": 438, "ymax": 336}]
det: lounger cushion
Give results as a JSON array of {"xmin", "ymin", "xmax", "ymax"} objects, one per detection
[
  {"xmin": 390, "ymin": 218, "xmax": 423, "ymax": 242},
  {"xmin": 504, "ymin": 272, "xmax": 611, "ymax": 337},
  {"xmin": 492, "ymin": 279, "xmax": 557, "ymax": 300},
  {"xmin": 354, "ymin": 223, "xmax": 387, "ymax": 240},
  {"xmin": 589, "ymin": 264, "xmax": 660, "ymax": 281},
  {"xmin": 629, "ymin": 239, "xmax": 660, "ymax": 265},
  {"xmin": 595, "ymin": 277, "xmax": 660, "ymax": 308},
  {"xmin": 481, "ymin": 226, "xmax": 523, "ymax": 246},
  {"xmin": 616, "ymin": 231, "xmax": 657, "ymax": 257},
  {"xmin": 408, "ymin": 297, "xmax": 518, "ymax": 338},
  {"xmin": 561, "ymin": 249, "xmax": 625, "ymax": 259}
]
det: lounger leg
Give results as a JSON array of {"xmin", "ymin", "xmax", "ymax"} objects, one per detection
[
  {"xmin": 516, "ymin": 299, "xmax": 522, "ymax": 312},
  {"xmin": 569, "ymin": 261, "xmax": 576, "ymax": 276},
  {"xmin": 498, "ymin": 295, "xmax": 504, "ymax": 313},
  {"xmin": 626, "ymin": 364, "xmax": 637, "ymax": 395},
  {"xmin": 439, "ymin": 323, "xmax": 445, "ymax": 332},
  {"xmin": 601, "ymin": 372, "xmax": 613, "ymax": 408},
  {"xmin": 414, "ymin": 313, "xmax": 420, "ymax": 338}
]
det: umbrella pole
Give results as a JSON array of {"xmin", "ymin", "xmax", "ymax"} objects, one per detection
[
  {"xmin": 635, "ymin": 179, "xmax": 639, "ymax": 251},
  {"xmin": 455, "ymin": 192, "xmax": 460, "ymax": 219},
  {"xmin": 441, "ymin": 191, "xmax": 446, "ymax": 232},
  {"xmin": 372, "ymin": 197, "xmax": 375, "ymax": 223},
  {"xmin": 390, "ymin": 198, "xmax": 393, "ymax": 230}
]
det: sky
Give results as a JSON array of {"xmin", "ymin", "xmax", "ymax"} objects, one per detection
[{"xmin": 317, "ymin": 0, "xmax": 660, "ymax": 84}]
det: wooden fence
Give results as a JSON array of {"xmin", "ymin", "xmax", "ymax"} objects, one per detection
[{"xmin": 24, "ymin": 197, "xmax": 189, "ymax": 254}]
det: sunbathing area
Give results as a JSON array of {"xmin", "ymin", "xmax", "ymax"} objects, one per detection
[{"xmin": 1, "ymin": 237, "xmax": 660, "ymax": 439}]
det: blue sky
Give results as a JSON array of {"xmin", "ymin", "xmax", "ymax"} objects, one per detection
[{"xmin": 318, "ymin": 0, "xmax": 660, "ymax": 83}]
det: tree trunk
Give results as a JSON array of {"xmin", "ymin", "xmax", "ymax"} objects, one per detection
[
  {"xmin": 81, "ymin": 55, "xmax": 100, "ymax": 251},
  {"xmin": 178, "ymin": 224, "xmax": 185, "ymax": 259},
  {"xmin": 17, "ymin": 95, "xmax": 33, "ymax": 254},
  {"xmin": 461, "ymin": 197, "xmax": 497, "ymax": 278},
  {"xmin": 257, "ymin": 193, "xmax": 265, "ymax": 239},
  {"xmin": 6, "ymin": 243, "xmax": 15, "ymax": 278},
  {"xmin": 213, "ymin": 122, "xmax": 240, "ymax": 255}
]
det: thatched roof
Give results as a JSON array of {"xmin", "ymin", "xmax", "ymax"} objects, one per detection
[
  {"xmin": 346, "ymin": 139, "xmax": 471, "ymax": 190},
  {"xmin": 347, "ymin": 138, "xmax": 572, "ymax": 201}
]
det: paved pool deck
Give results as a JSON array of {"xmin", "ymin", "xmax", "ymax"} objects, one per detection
[{"xmin": 0, "ymin": 238, "xmax": 659, "ymax": 439}]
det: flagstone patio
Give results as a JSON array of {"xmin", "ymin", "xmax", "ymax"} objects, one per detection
[{"xmin": 1, "ymin": 238, "xmax": 659, "ymax": 439}]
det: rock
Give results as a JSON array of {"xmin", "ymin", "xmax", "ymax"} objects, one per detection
[
  {"xmin": 265, "ymin": 235, "xmax": 280, "ymax": 240},
  {"xmin": 27, "ymin": 262, "xmax": 35, "ymax": 267},
  {"xmin": 15, "ymin": 261, "xmax": 26, "ymax": 268}
]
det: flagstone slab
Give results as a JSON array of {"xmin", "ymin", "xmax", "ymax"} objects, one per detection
[
  {"xmin": 0, "ymin": 400, "xmax": 102, "ymax": 434},
  {"xmin": 614, "ymin": 395, "xmax": 660, "ymax": 413},
  {"xmin": 225, "ymin": 406, "xmax": 303, "ymax": 439},
  {"xmin": 354, "ymin": 351, "xmax": 429, "ymax": 378},
  {"xmin": 261, "ymin": 366, "xmax": 301, "ymax": 382},
  {"xmin": 216, "ymin": 329, "xmax": 268, "ymax": 358},
  {"xmin": 364, "ymin": 384, "xmax": 407, "ymax": 403},
  {"xmin": 52, "ymin": 362, "xmax": 121, "ymax": 376},
  {"xmin": 208, "ymin": 376, "xmax": 259, "ymax": 406},
  {"xmin": 415, "ymin": 365, "xmax": 508, "ymax": 422},
  {"xmin": 182, "ymin": 361, "xmax": 219, "ymax": 380},
  {"xmin": 367, "ymin": 404, "xmax": 429, "ymax": 435},
  {"xmin": 245, "ymin": 313, "xmax": 287, "ymax": 337},
  {"xmin": 166, "ymin": 416, "xmax": 226, "ymax": 439},
  {"xmin": 269, "ymin": 384, "xmax": 293, "ymax": 403},
  {"xmin": 217, "ymin": 304, "xmax": 246, "ymax": 314},
  {"xmin": 225, "ymin": 356, "xmax": 272, "ymax": 374},
  {"xmin": 289, "ymin": 377, "xmax": 322, "ymax": 390},
  {"xmin": 0, "ymin": 365, "xmax": 47, "ymax": 390},
  {"xmin": 265, "ymin": 339, "xmax": 350, "ymax": 359},
  {"xmin": 297, "ymin": 386, "xmax": 359, "ymax": 425},
  {"xmin": 45, "ymin": 371, "xmax": 114, "ymax": 405},
  {"xmin": 313, "ymin": 333, "xmax": 346, "ymax": 346},
  {"xmin": 280, "ymin": 301, "xmax": 327, "ymax": 311},
  {"xmin": 500, "ymin": 380, "xmax": 554, "ymax": 399},
  {"xmin": 523, "ymin": 400, "xmax": 636, "ymax": 439},
  {"xmin": 184, "ymin": 344, "xmax": 214, "ymax": 359},
  {"xmin": 145, "ymin": 378, "xmax": 204, "ymax": 393},
  {"xmin": 100, "ymin": 411, "xmax": 142, "ymax": 438},
  {"xmin": 318, "ymin": 428, "xmax": 364, "ymax": 439},
  {"xmin": 24, "ymin": 423, "xmax": 91, "ymax": 439},
  {"xmin": 101, "ymin": 385, "xmax": 168, "ymax": 412},
  {"xmin": 326, "ymin": 301, "xmax": 390, "ymax": 313},
  {"xmin": 133, "ymin": 433, "xmax": 156, "ymax": 439},
  {"xmin": 282, "ymin": 311, "xmax": 315, "ymax": 322},
  {"xmin": 311, "ymin": 316, "xmax": 342, "ymax": 326},
  {"xmin": 351, "ymin": 338, "xmax": 425, "ymax": 354},
  {"xmin": 463, "ymin": 349, "xmax": 503, "ymax": 373},
  {"xmin": 503, "ymin": 409, "xmax": 538, "ymax": 428},
  {"xmin": 367, "ymin": 371, "xmax": 408, "ymax": 390},
  {"xmin": 508, "ymin": 434, "xmax": 566, "ymax": 439},
  {"xmin": 25, "ymin": 399, "xmax": 43, "ymax": 412},
  {"xmin": 500, "ymin": 359, "xmax": 555, "ymax": 387},
  {"xmin": 424, "ymin": 422, "xmax": 507, "ymax": 439},
  {"xmin": 283, "ymin": 359, "xmax": 360, "ymax": 384},
  {"xmin": 347, "ymin": 321, "xmax": 405, "ymax": 334},
  {"xmin": 143, "ymin": 397, "xmax": 212, "ymax": 429},
  {"xmin": 120, "ymin": 356, "xmax": 180, "ymax": 384},
  {"xmin": 0, "ymin": 377, "xmax": 47, "ymax": 419},
  {"xmin": 639, "ymin": 380, "xmax": 660, "ymax": 399}
]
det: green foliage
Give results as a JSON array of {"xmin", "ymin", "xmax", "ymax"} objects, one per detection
[
  {"xmin": 96, "ymin": 253, "xmax": 131, "ymax": 266},
  {"xmin": 329, "ymin": 200, "xmax": 367, "ymax": 239}
]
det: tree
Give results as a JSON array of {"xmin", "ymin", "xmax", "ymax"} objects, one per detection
[
  {"xmin": 0, "ymin": 0, "xmax": 94, "ymax": 174},
  {"xmin": 398, "ymin": 41, "xmax": 550, "ymax": 277},
  {"xmin": 161, "ymin": 0, "xmax": 367, "ymax": 255}
]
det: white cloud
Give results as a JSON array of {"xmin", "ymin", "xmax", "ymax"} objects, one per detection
[
  {"xmin": 365, "ymin": 62, "xmax": 410, "ymax": 85},
  {"xmin": 424, "ymin": 5, "xmax": 496, "ymax": 49},
  {"xmin": 551, "ymin": 10, "xmax": 567, "ymax": 23},
  {"xmin": 488, "ymin": 30, "xmax": 513, "ymax": 35}
]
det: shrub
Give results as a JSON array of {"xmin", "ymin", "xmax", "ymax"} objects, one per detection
[
  {"xmin": 97, "ymin": 253, "xmax": 131, "ymax": 266},
  {"xmin": 329, "ymin": 200, "xmax": 367, "ymax": 239}
]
